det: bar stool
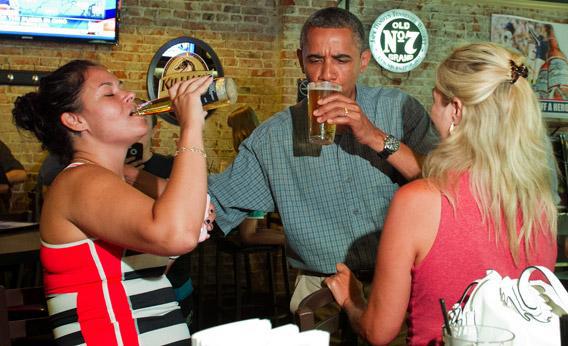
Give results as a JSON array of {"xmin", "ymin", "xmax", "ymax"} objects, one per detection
[{"xmin": 215, "ymin": 233, "xmax": 290, "ymax": 322}]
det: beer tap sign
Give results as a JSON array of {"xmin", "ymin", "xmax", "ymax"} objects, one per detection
[{"xmin": 369, "ymin": 9, "xmax": 429, "ymax": 73}]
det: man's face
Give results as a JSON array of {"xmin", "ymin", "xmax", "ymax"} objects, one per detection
[{"xmin": 298, "ymin": 27, "xmax": 371, "ymax": 100}]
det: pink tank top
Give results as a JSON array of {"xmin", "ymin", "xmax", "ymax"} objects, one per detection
[{"xmin": 407, "ymin": 173, "xmax": 556, "ymax": 345}]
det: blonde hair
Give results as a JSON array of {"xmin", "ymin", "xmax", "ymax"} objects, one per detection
[
  {"xmin": 423, "ymin": 42, "xmax": 557, "ymax": 264},
  {"xmin": 227, "ymin": 106, "xmax": 260, "ymax": 153}
]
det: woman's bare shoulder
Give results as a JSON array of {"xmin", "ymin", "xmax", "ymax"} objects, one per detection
[
  {"xmin": 44, "ymin": 164, "xmax": 124, "ymax": 213},
  {"xmin": 386, "ymin": 179, "xmax": 443, "ymax": 263},
  {"xmin": 387, "ymin": 178, "xmax": 442, "ymax": 232},
  {"xmin": 393, "ymin": 178, "xmax": 440, "ymax": 204},
  {"xmin": 41, "ymin": 164, "xmax": 129, "ymax": 243}
]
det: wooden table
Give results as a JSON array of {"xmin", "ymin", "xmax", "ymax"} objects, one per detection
[
  {"xmin": 0, "ymin": 221, "xmax": 41, "ymax": 287},
  {"xmin": 0, "ymin": 221, "xmax": 40, "ymax": 256}
]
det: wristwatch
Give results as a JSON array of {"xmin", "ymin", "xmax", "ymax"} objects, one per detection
[{"xmin": 377, "ymin": 134, "xmax": 400, "ymax": 159}]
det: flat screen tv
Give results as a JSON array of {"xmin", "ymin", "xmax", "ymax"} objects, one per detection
[{"xmin": 0, "ymin": 0, "xmax": 119, "ymax": 45}]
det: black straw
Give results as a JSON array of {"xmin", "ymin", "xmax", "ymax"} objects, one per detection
[
  {"xmin": 439, "ymin": 298, "xmax": 452, "ymax": 336},
  {"xmin": 560, "ymin": 314, "xmax": 568, "ymax": 346}
]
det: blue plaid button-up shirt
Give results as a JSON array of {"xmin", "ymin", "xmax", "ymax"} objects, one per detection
[{"xmin": 209, "ymin": 84, "xmax": 437, "ymax": 274}]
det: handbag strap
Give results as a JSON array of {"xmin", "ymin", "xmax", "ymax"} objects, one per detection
[
  {"xmin": 448, "ymin": 270, "xmax": 502, "ymax": 325},
  {"xmin": 518, "ymin": 265, "xmax": 568, "ymax": 312}
]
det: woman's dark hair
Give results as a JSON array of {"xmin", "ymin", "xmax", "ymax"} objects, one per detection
[{"xmin": 12, "ymin": 60, "xmax": 100, "ymax": 162}]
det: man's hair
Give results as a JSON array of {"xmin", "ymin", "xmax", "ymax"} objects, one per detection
[{"xmin": 300, "ymin": 7, "xmax": 368, "ymax": 52}]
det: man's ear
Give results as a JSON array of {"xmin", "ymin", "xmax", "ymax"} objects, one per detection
[
  {"xmin": 297, "ymin": 49, "xmax": 305, "ymax": 74},
  {"xmin": 360, "ymin": 49, "xmax": 372, "ymax": 73},
  {"xmin": 60, "ymin": 112, "xmax": 88, "ymax": 132}
]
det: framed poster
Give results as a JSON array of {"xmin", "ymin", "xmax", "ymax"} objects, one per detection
[{"xmin": 491, "ymin": 14, "xmax": 568, "ymax": 121}]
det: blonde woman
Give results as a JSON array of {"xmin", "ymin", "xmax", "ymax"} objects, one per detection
[{"xmin": 325, "ymin": 42, "xmax": 558, "ymax": 345}]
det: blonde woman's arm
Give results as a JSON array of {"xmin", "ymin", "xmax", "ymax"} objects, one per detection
[{"xmin": 326, "ymin": 179, "xmax": 441, "ymax": 345}]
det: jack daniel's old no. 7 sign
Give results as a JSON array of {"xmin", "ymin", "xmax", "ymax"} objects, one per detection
[{"xmin": 369, "ymin": 9, "xmax": 429, "ymax": 73}]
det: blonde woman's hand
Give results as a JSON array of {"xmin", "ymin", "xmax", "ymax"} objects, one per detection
[
  {"xmin": 168, "ymin": 75, "xmax": 213, "ymax": 129},
  {"xmin": 324, "ymin": 263, "xmax": 365, "ymax": 309}
]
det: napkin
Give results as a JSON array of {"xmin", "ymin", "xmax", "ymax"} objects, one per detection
[{"xmin": 191, "ymin": 319, "xmax": 329, "ymax": 346}]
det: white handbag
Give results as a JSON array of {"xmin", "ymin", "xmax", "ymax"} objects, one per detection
[{"xmin": 447, "ymin": 266, "xmax": 568, "ymax": 346}]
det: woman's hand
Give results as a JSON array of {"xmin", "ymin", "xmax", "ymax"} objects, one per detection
[
  {"xmin": 168, "ymin": 75, "xmax": 213, "ymax": 129},
  {"xmin": 324, "ymin": 263, "xmax": 367, "ymax": 336},
  {"xmin": 123, "ymin": 163, "xmax": 140, "ymax": 186},
  {"xmin": 124, "ymin": 156, "xmax": 144, "ymax": 170},
  {"xmin": 204, "ymin": 202, "xmax": 216, "ymax": 231},
  {"xmin": 325, "ymin": 263, "xmax": 365, "ymax": 309}
]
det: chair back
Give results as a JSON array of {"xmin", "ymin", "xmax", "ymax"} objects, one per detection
[
  {"xmin": 0, "ymin": 286, "xmax": 54, "ymax": 346},
  {"xmin": 295, "ymin": 287, "xmax": 357, "ymax": 345},
  {"xmin": 28, "ymin": 185, "xmax": 43, "ymax": 223},
  {"xmin": 295, "ymin": 287, "xmax": 338, "ymax": 332}
]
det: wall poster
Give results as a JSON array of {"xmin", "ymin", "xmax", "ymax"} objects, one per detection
[{"xmin": 491, "ymin": 14, "xmax": 568, "ymax": 121}]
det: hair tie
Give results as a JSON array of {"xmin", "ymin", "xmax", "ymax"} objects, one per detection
[{"xmin": 509, "ymin": 60, "xmax": 528, "ymax": 84}]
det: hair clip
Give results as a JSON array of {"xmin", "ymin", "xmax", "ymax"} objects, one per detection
[{"xmin": 509, "ymin": 60, "xmax": 528, "ymax": 84}]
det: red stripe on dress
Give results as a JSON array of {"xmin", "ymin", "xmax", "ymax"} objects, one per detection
[{"xmin": 91, "ymin": 240, "xmax": 139, "ymax": 345}]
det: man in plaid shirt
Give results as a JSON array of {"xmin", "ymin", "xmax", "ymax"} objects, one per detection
[{"xmin": 209, "ymin": 7, "xmax": 437, "ymax": 312}]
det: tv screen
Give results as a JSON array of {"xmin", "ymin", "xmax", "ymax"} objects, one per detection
[{"xmin": 0, "ymin": 0, "xmax": 119, "ymax": 44}]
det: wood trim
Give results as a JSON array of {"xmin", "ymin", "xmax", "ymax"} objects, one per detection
[{"xmin": 478, "ymin": 0, "xmax": 568, "ymax": 10}]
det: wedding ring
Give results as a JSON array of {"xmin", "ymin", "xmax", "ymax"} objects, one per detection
[{"xmin": 344, "ymin": 107, "xmax": 349, "ymax": 117}]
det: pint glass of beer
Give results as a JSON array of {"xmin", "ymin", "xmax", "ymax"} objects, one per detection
[{"xmin": 307, "ymin": 81, "xmax": 342, "ymax": 145}]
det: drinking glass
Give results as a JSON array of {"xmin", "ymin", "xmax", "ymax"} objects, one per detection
[
  {"xmin": 443, "ymin": 325, "xmax": 515, "ymax": 345},
  {"xmin": 307, "ymin": 81, "xmax": 342, "ymax": 145}
]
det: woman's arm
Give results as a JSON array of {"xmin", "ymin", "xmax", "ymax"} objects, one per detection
[
  {"xmin": 124, "ymin": 164, "xmax": 168, "ymax": 199},
  {"xmin": 5, "ymin": 168, "xmax": 27, "ymax": 185},
  {"xmin": 326, "ymin": 179, "xmax": 441, "ymax": 345},
  {"xmin": 238, "ymin": 218, "xmax": 285, "ymax": 246}
]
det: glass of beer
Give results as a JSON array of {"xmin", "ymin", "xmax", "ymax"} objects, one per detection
[{"xmin": 307, "ymin": 81, "xmax": 342, "ymax": 145}]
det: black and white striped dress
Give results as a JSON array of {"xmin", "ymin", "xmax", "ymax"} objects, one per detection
[{"xmin": 41, "ymin": 237, "xmax": 190, "ymax": 345}]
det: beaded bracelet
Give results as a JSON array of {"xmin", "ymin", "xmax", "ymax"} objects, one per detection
[{"xmin": 175, "ymin": 146, "xmax": 207, "ymax": 158}]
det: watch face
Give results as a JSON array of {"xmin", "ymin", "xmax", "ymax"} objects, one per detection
[
  {"xmin": 385, "ymin": 135, "xmax": 400, "ymax": 152},
  {"xmin": 378, "ymin": 135, "xmax": 400, "ymax": 159}
]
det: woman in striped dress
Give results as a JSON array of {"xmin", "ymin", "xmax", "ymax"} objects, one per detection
[{"xmin": 12, "ymin": 60, "xmax": 214, "ymax": 345}]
